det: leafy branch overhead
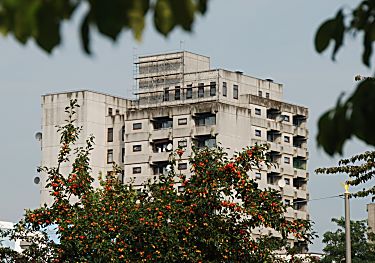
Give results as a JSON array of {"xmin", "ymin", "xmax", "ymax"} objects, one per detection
[
  {"xmin": 0, "ymin": 0, "xmax": 208, "ymax": 54},
  {"xmin": 315, "ymin": 150, "xmax": 375, "ymax": 200},
  {"xmin": 315, "ymin": 1, "xmax": 375, "ymax": 155}
]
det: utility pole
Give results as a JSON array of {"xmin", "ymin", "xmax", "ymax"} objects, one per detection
[{"xmin": 344, "ymin": 184, "xmax": 351, "ymax": 263}]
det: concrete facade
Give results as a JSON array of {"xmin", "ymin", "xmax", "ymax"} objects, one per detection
[
  {"xmin": 39, "ymin": 51, "xmax": 309, "ymax": 247},
  {"xmin": 368, "ymin": 203, "xmax": 375, "ymax": 234}
]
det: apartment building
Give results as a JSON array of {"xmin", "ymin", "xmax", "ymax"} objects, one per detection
[{"xmin": 40, "ymin": 51, "xmax": 309, "ymax": 245}]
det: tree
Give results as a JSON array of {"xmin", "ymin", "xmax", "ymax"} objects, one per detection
[
  {"xmin": 0, "ymin": 0, "xmax": 208, "ymax": 55},
  {"xmin": 315, "ymin": 151, "xmax": 375, "ymax": 200},
  {"xmin": 0, "ymin": 100, "xmax": 315, "ymax": 262},
  {"xmin": 315, "ymin": 1, "xmax": 375, "ymax": 155},
  {"xmin": 321, "ymin": 217, "xmax": 375, "ymax": 263}
]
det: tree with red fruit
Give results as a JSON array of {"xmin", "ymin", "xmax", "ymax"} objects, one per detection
[{"xmin": 1, "ymin": 100, "xmax": 314, "ymax": 262}]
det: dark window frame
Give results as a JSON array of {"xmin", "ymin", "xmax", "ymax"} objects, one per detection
[
  {"xmin": 133, "ymin": 145, "xmax": 142, "ymax": 152},
  {"xmin": 175, "ymin": 86, "xmax": 181, "ymax": 100},
  {"xmin": 178, "ymin": 118, "xmax": 187, "ymax": 125},
  {"xmin": 107, "ymin": 128, "xmax": 114, "ymax": 142},
  {"xmin": 222, "ymin": 82, "xmax": 227, "ymax": 97},
  {"xmin": 133, "ymin": 123, "xmax": 142, "ymax": 130},
  {"xmin": 198, "ymin": 83, "xmax": 204, "ymax": 98},
  {"xmin": 163, "ymin": 88, "xmax": 169, "ymax": 101},
  {"xmin": 210, "ymin": 82, "xmax": 216, "ymax": 96},
  {"xmin": 233, "ymin": 84, "xmax": 238, "ymax": 99},
  {"xmin": 133, "ymin": 167, "xmax": 141, "ymax": 174},
  {"xmin": 255, "ymin": 108, "xmax": 261, "ymax": 116},
  {"xmin": 186, "ymin": 85, "xmax": 193, "ymax": 99},
  {"xmin": 178, "ymin": 163, "xmax": 188, "ymax": 170},
  {"xmin": 255, "ymin": 129, "xmax": 261, "ymax": 137},
  {"xmin": 107, "ymin": 149, "xmax": 114, "ymax": 164}
]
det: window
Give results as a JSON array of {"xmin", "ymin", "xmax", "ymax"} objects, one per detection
[
  {"xmin": 255, "ymin": 172, "xmax": 261, "ymax": 180},
  {"xmin": 107, "ymin": 149, "xmax": 113, "ymax": 164},
  {"xmin": 133, "ymin": 167, "xmax": 141, "ymax": 174},
  {"xmin": 153, "ymin": 140, "xmax": 173, "ymax": 153},
  {"xmin": 282, "ymin": 115, "xmax": 290, "ymax": 122},
  {"xmin": 284, "ymin": 136, "xmax": 290, "ymax": 143},
  {"xmin": 133, "ymin": 123, "xmax": 142, "ymax": 130},
  {"xmin": 285, "ymin": 178, "xmax": 290, "ymax": 185},
  {"xmin": 178, "ymin": 163, "xmax": 188, "ymax": 170},
  {"xmin": 115, "ymin": 109, "xmax": 120, "ymax": 115},
  {"xmin": 178, "ymin": 140, "xmax": 187, "ymax": 148},
  {"xmin": 266, "ymin": 92, "xmax": 270, "ymax": 99},
  {"xmin": 133, "ymin": 145, "xmax": 142, "ymax": 152},
  {"xmin": 107, "ymin": 128, "xmax": 113, "ymax": 142},
  {"xmin": 233, "ymin": 85, "xmax": 238, "ymax": 99},
  {"xmin": 195, "ymin": 136, "xmax": 216, "ymax": 148},
  {"xmin": 122, "ymin": 148, "xmax": 125, "ymax": 163},
  {"xmin": 284, "ymin": 156, "xmax": 290, "ymax": 164},
  {"xmin": 121, "ymin": 126, "xmax": 125, "ymax": 141},
  {"xmin": 175, "ymin": 86, "xmax": 181, "ymax": 100},
  {"xmin": 258, "ymin": 90, "xmax": 262, "ymax": 97},
  {"xmin": 195, "ymin": 113, "xmax": 216, "ymax": 126},
  {"xmin": 198, "ymin": 83, "xmax": 204, "ymax": 98},
  {"xmin": 108, "ymin": 107, "xmax": 113, "ymax": 116},
  {"xmin": 255, "ymin": 129, "xmax": 261, "ymax": 137},
  {"xmin": 186, "ymin": 85, "xmax": 192, "ymax": 99},
  {"xmin": 178, "ymin": 186, "xmax": 185, "ymax": 192},
  {"xmin": 222, "ymin": 82, "xmax": 227, "ymax": 97},
  {"xmin": 255, "ymin": 108, "xmax": 261, "ymax": 115},
  {"xmin": 153, "ymin": 118, "xmax": 173, "ymax": 129},
  {"xmin": 152, "ymin": 163, "xmax": 168, "ymax": 175},
  {"xmin": 210, "ymin": 82, "xmax": 216, "ymax": 96},
  {"xmin": 285, "ymin": 199, "xmax": 291, "ymax": 206},
  {"xmin": 178, "ymin": 118, "xmax": 187, "ymax": 125},
  {"xmin": 163, "ymin": 88, "xmax": 169, "ymax": 101}
]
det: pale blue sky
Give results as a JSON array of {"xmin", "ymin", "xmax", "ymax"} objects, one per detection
[{"xmin": 0, "ymin": 0, "xmax": 373, "ymax": 252}]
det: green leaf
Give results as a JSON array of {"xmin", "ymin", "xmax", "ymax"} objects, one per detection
[
  {"xmin": 154, "ymin": 0, "xmax": 174, "ymax": 36},
  {"xmin": 80, "ymin": 12, "xmax": 91, "ymax": 55},
  {"xmin": 314, "ymin": 9, "xmax": 345, "ymax": 60}
]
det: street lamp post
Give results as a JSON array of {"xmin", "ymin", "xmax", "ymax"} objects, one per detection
[{"xmin": 344, "ymin": 184, "xmax": 351, "ymax": 263}]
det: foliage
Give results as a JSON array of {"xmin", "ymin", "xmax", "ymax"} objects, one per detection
[
  {"xmin": 315, "ymin": 1, "xmax": 375, "ymax": 155},
  {"xmin": 321, "ymin": 217, "xmax": 375, "ymax": 263},
  {"xmin": 315, "ymin": 150, "xmax": 375, "ymax": 199},
  {"xmin": 0, "ymin": 100, "xmax": 314, "ymax": 262},
  {"xmin": 0, "ymin": 0, "xmax": 208, "ymax": 54}
]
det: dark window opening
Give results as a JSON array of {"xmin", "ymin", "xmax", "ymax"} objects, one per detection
[
  {"xmin": 107, "ymin": 128, "xmax": 113, "ymax": 142},
  {"xmin": 133, "ymin": 145, "xmax": 142, "ymax": 152},
  {"xmin": 198, "ymin": 83, "xmax": 204, "ymax": 98},
  {"xmin": 186, "ymin": 85, "xmax": 192, "ymax": 99},
  {"xmin": 222, "ymin": 82, "xmax": 227, "ymax": 97},
  {"xmin": 178, "ymin": 163, "xmax": 188, "ymax": 170},
  {"xmin": 153, "ymin": 117, "xmax": 173, "ymax": 130},
  {"xmin": 178, "ymin": 118, "xmax": 187, "ymax": 125},
  {"xmin": 210, "ymin": 82, "xmax": 216, "ymax": 96},
  {"xmin": 233, "ymin": 85, "xmax": 239, "ymax": 99},
  {"xmin": 107, "ymin": 149, "xmax": 113, "ymax": 164},
  {"xmin": 175, "ymin": 86, "xmax": 181, "ymax": 100},
  {"xmin": 163, "ymin": 88, "xmax": 169, "ymax": 101},
  {"xmin": 152, "ymin": 139, "xmax": 173, "ymax": 153},
  {"xmin": 133, "ymin": 167, "xmax": 141, "ymax": 174},
  {"xmin": 194, "ymin": 136, "xmax": 216, "ymax": 149},
  {"xmin": 133, "ymin": 123, "xmax": 142, "ymax": 130},
  {"xmin": 194, "ymin": 113, "xmax": 216, "ymax": 126}
]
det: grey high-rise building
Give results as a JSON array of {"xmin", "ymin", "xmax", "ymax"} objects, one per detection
[{"xmin": 40, "ymin": 51, "xmax": 309, "ymax": 248}]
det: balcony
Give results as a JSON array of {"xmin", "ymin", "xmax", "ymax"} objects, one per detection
[
  {"xmin": 294, "ymin": 126, "xmax": 308, "ymax": 138},
  {"xmin": 294, "ymin": 169, "xmax": 308, "ymax": 179},
  {"xmin": 294, "ymin": 189, "xmax": 308, "ymax": 199},
  {"xmin": 150, "ymin": 128, "xmax": 172, "ymax": 141},
  {"xmin": 149, "ymin": 151, "xmax": 170, "ymax": 163}
]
